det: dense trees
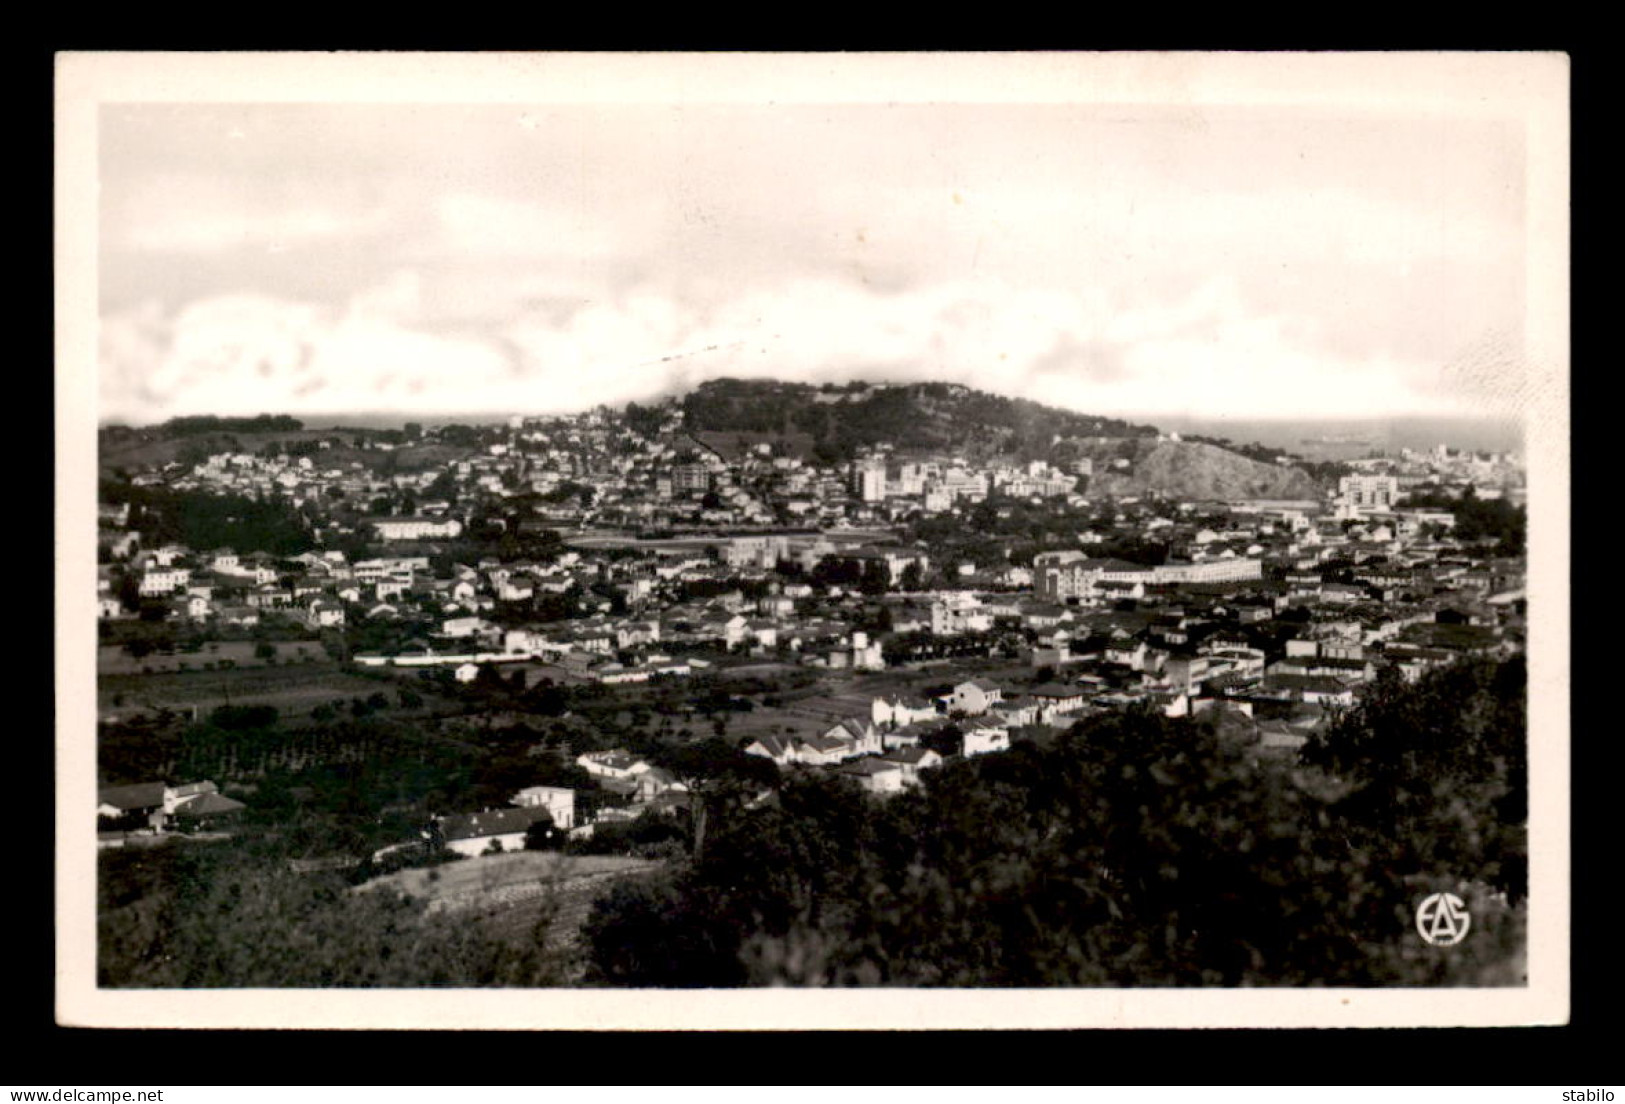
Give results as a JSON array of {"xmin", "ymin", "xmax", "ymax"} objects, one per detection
[
  {"xmin": 523, "ymin": 812, "xmax": 559, "ymax": 851},
  {"xmin": 622, "ymin": 402, "xmax": 667, "ymax": 439},
  {"xmin": 113, "ymin": 487, "xmax": 315, "ymax": 557},
  {"xmin": 1303, "ymin": 657, "xmax": 1528, "ymax": 903},
  {"xmin": 1399, "ymin": 487, "xmax": 1526, "ymax": 554},
  {"xmin": 903, "ymin": 495, "xmax": 1176, "ymax": 576},
  {"xmin": 652, "ymin": 737, "xmax": 779, "ymax": 861},
  {"xmin": 583, "ymin": 658, "xmax": 1527, "ymax": 987},
  {"xmin": 681, "ymin": 378, "xmax": 1155, "ymax": 466},
  {"xmin": 161, "ymin": 414, "xmax": 304, "ymax": 437}
]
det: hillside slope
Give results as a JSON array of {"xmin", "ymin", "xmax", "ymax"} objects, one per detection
[{"xmin": 1078, "ymin": 437, "xmax": 1322, "ymax": 500}]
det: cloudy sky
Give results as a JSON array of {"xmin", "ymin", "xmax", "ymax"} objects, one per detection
[{"xmin": 96, "ymin": 76, "xmax": 1536, "ymax": 426}]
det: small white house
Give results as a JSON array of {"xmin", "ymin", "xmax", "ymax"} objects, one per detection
[
  {"xmin": 962, "ymin": 720, "xmax": 1011, "ymax": 757},
  {"xmin": 942, "ymin": 679, "xmax": 1003, "ymax": 717}
]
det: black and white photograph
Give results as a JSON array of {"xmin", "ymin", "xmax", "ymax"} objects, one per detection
[{"xmin": 55, "ymin": 51, "xmax": 1570, "ymax": 1029}]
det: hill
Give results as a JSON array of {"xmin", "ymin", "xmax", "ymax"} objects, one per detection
[
  {"xmin": 1075, "ymin": 437, "xmax": 1322, "ymax": 500},
  {"xmin": 680, "ymin": 378, "xmax": 1158, "ymax": 466},
  {"xmin": 677, "ymin": 378, "xmax": 1327, "ymax": 497}
]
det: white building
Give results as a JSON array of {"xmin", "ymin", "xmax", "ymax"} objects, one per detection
[
  {"xmin": 851, "ymin": 460, "xmax": 887, "ymax": 503},
  {"xmin": 1337, "ymin": 474, "xmax": 1400, "ymax": 517},
  {"xmin": 368, "ymin": 516, "xmax": 464, "ymax": 541},
  {"xmin": 962, "ymin": 719, "xmax": 1012, "ymax": 757},
  {"xmin": 139, "ymin": 567, "xmax": 191, "ymax": 597},
  {"xmin": 931, "ymin": 592, "xmax": 993, "ymax": 635},
  {"xmin": 512, "ymin": 785, "xmax": 576, "ymax": 830}
]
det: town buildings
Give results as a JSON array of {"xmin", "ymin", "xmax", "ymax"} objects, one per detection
[{"xmin": 96, "ymin": 400, "xmax": 1527, "ymax": 846}]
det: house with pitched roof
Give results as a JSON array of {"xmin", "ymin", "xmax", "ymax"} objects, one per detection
[
  {"xmin": 631, "ymin": 767, "xmax": 688, "ymax": 803},
  {"xmin": 436, "ymin": 806, "xmax": 553, "ymax": 857},
  {"xmin": 169, "ymin": 790, "xmax": 247, "ymax": 830},
  {"xmin": 575, "ymin": 749, "xmax": 653, "ymax": 780},
  {"xmin": 98, "ymin": 779, "xmax": 243, "ymax": 834},
  {"xmin": 1262, "ymin": 673, "xmax": 1356, "ymax": 707},
  {"xmin": 834, "ymin": 756, "xmax": 906, "ymax": 796},
  {"xmin": 743, "ymin": 733, "xmax": 798, "ymax": 767},
  {"xmin": 872, "ymin": 693, "xmax": 940, "ymax": 729},
  {"xmin": 1029, "ymin": 683, "xmax": 1088, "ymax": 719},
  {"xmin": 990, "ymin": 694, "xmax": 1042, "ymax": 728},
  {"xmin": 941, "ymin": 678, "xmax": 1003, "ymax": 716},
  {"xmin": 1104, "ymin": 638, "xmax": 1149, "ymax": 670},
  {"xmin": 794, "ymin": 732, "xmax": 863, "ymax": 767},
  {"xmin": 819, "ymin": 717, "xmax": 883, "ymax": 757},
  {"xmin": 1268, "ymin": 654, "xmax": 1375, "ymax": 684},
  {"xmin": 880, "ymin": 746, "xmax": 943, "ymax": 787},
  {"xmin": 97, "ymin": 782, "xmax": 170, "ymax": 832},
  {"xmin": 307, "ymin": 598, "xmax": 346, "ymax": 629}
]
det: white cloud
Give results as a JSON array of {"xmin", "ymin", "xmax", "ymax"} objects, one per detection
[
  {"xmin": 99, "ymin": 289, "xmax": 514, "ymax": 423},
  {"xmin": 99, "ymin": 261, "xmax": 1511, "ymax": 426}
]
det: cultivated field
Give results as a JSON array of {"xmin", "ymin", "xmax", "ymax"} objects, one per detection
[
  {"xmin": 98, "ymin": 659, "xmax": 414, "ymax": 719},
  {"xmin": 719, "ymin": 709, "xmax": 841, "ymax": 744}
]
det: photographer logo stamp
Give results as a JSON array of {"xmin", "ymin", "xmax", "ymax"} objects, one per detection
[{"xmin": 1415, "ymin": 892, "xmax": 1471, "ymax": 946}]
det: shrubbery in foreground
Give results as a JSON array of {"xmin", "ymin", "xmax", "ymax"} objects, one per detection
[{"xmin": 583, "ymin": 658, "xmax": 1527, "ymax": 987}]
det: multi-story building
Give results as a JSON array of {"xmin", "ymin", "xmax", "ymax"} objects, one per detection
[
  {"xmin": 512, "ymin": 785, "xmax": 576, "ymax": 830},
  {"xmin": 672, "ymin": 463, "xmax": 712, "ymax": 494},
  {"xmin": 1035, "ymin": 553, "xmax": 1262, "ymax": 601},
  {"xmin": 1154, "ymin": 558, "xmax": 1263, "ymax": 585},
  {"xmin": 1337, "ymin": 474, "xmax": 1400, "ymax": 517},
  {"xmin": 138, "ymin": 567, "xmax": 191, "ymax": 597},
  {"xmin": 851, "ymin": 460, "xmax": 887, "ymax": 503},
  {"xmin": 931, "ymin": 592, "xmax": 993, "ymax": 635},
  {"xmin": 938, "ymin": 468, "xmax": 989, "ymax": 502}
]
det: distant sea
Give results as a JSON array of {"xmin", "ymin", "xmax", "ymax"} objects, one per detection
[{"xmin": 1146, "ymin": 413, "xmax": 1526, "ymax": 459}]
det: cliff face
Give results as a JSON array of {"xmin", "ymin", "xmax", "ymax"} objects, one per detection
[{"xmin": 1078, "ymin": 438, "xmax": 1323, "ymax": 500}]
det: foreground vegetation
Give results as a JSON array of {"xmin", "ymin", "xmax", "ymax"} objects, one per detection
[
  {"xmin": 581, "ymin": 658, "xmax": 1527, "ymax": 987},
  {"xmin": 98, "ymin": 835, "xmax": 568, "ymax": 987}
]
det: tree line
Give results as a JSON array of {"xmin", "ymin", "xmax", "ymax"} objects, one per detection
[{"xmin": 160, "ymin": 414, "xmax": 305, "ymax": 438}]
